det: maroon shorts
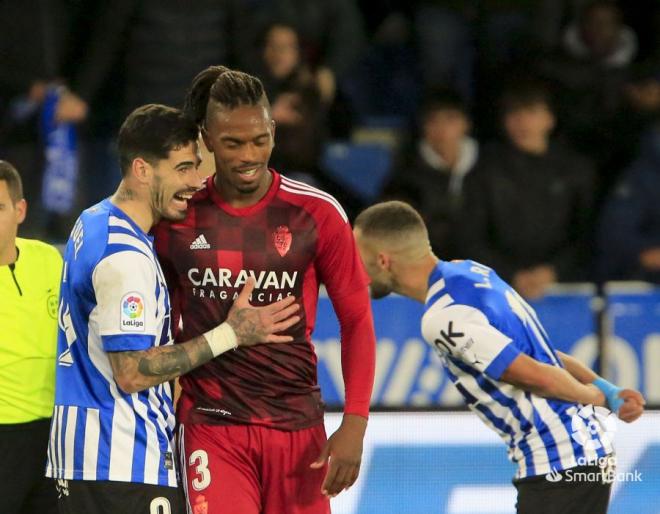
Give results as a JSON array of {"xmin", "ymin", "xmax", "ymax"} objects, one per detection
[{"xmin": 178, "ymin": 423, "xmax": 330, "ymax": 514}]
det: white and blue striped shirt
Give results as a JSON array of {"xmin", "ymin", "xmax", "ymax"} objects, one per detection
[
  {"xmin": 421, "ymin": 260, "xmax": 613, "ymax": 479},
  {"xmin": 46, "ymin": 199, "xmax": 177, "ymax": 487}
]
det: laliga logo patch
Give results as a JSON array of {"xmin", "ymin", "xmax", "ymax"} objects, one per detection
[{"xmin": 120, "ymin": 293, "xmax": 145, "ymax": 331}]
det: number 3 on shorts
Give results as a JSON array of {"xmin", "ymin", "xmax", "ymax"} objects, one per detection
[{"xmin": 189, "ymin": 449, "xmax": 211, "ymax": 491}]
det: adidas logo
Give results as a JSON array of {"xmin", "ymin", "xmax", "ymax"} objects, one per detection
[{"xmin": 190, "ymin": 234, "xmax": 211, "ymax": 250}]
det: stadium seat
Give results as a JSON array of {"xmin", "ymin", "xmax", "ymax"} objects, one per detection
[{"xmin": 321, "ymin": 142, "xmax": 393, "ymax": 203}]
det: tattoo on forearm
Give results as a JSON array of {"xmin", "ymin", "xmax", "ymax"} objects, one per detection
[
  {"xmin": 109, "ymin": 336, "xmax": 213, "ymax": 391},
  {"xmin": 226, "ymin": 307, "xmax": 262, "ymax": 346}
]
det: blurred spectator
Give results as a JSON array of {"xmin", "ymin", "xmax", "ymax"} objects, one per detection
[
  {"xmin": 252, "ymin": 22, "xmax": 363, "ymax": 217},
  {"xmin": 341, "ymin": 11, "xmax": 421, "ymax": 124},
  {"xmin": 532, "ymin": 0, "xmax": 593, "ymax": 54},
  {"xmin": 235, "ymin": 0, "xmax": 367, "ymax": 105},
  {"xmin": 71, "ymin": 0, "xmax": 236, "ymax": 114},
  {"xmin": 0, "ymin": 0, "xmax": 84, "ymax": 237},
  {"xmin": 384, "ymin": 88, "xmax": 477, "ymax": 258},
  {"xmin": 460, "ymin": 81, "xmax": 596, "ymax": 299},
  {"xmin": 231, "ymin": 0, "xmax": 366, "ymax": 137},
  {"xmin": 537, "ymin": 0, "xmax": 638, "ymax": 167},
  {"xmin": 0, "ymin": 161, "xmax": 62, "ymax": 514},
  {"xmin": 52, "ymin": 0, "xmax": 239, "ymax": 225},
  {"xmin": 597, "ymin": 127, "xmax": 660, "ymax": 283},
  {"xmin": 256, "ymin": 23, "xmax": 326, "ymax": 182},
  {"xmin": 598, "ymin": 61, "xmax": 660, "ymax": 195},
  {"xmin": 413, "ymin": 1, "xmax": 476, "ymax": 103}
]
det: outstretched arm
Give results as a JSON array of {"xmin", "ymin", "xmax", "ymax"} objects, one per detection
[{"xmin": 108, "ymin": 279, "xmax": 300, "ymax": 393}]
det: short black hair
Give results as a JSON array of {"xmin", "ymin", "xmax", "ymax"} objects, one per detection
[
  {"xmin": 0, "ymin": 160, "xmax": 23, "ymax": 202},
  {"xmin": 354, "ymin": 200, "xmax": 428, "ymax": 240},
  {"xmin": 117, "ymin": 104, "xmax": 199, "ymax": 176},
  {"xmin": 419, "ymin": 87, "xmax": 469, "ymax": 123},
  {"xmin": 184, "ymin": 65, "xmax": 269, "ymax": 127},
  {"xmin": 500, "ymin": 79, "xmax": 553, "ymax": 115}
]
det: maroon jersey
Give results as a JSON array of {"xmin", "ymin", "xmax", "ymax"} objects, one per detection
[{"xmin": 154, "ymin": 171, "xmax": 370, "ymax": 430}]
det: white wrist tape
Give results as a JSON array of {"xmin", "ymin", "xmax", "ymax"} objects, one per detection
[{"xmin": 203, "ymin": 322, "xmax": 238, "ymax": 357}]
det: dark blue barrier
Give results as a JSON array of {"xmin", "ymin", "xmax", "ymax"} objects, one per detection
[
  {"xmin": 605, "ymin": 285, "xmax": 660, "ymax": 403},
  {"xmin": 314, "ymin": 284, "xmax": 660, "ymax": 406}
]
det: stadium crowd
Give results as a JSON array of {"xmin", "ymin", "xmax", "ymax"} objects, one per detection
[{"xmin": 2, "ymin": 0, "xmax": 660, "ymax": 293}]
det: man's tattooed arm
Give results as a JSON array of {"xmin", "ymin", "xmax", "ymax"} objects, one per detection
[
  {"xmin": 106, "ymin": 284, "xmax": 300, "ymax": 394},
  {"xmin": 107, "ymin": 335, "xmax": 213, "ymax": 394},
  {"xmin": 107, "ymin": 278, "xmax": 300, "ymax": 394},
  {"xmin": 225, "ymin": 306, "xmax": 266, "ymax": 346}
]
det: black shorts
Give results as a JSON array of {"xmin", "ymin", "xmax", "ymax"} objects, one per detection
[
  {"xmin": 0, "ymin": 418, "xmax": 57, "ymax": 514},
  {"xmin": 54, "ymin": 479, "xmax": 186, "ymax": 514},
  {"xmin": 514, "ymin": 465, "xmax": 612, "ymax": 514}
]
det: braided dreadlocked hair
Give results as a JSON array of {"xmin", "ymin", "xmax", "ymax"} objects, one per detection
[{"xmin": 184, "ymin": 65, "xmax": 270, "ymax": 127}]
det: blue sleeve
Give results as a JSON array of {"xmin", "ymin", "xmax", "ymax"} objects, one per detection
[
  {"xmin": 102, "ymin": 334, "xmax": 156, "ymax": 352},
  {"xmin": 484, "ymin": 342, "xmax": 521, "ymax": 381}
]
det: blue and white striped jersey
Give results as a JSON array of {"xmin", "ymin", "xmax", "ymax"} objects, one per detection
[
  {"xmin": 46, "ymin": 199, "xmax": 177, "ymax": 487},
  {"xmin": 422, "ymin": 260, "xmax": 613, "ymax": 479}
]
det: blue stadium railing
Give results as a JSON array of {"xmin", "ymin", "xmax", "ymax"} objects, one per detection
[{"xmin": 315, "ymin": 283, "xmax": 660, "ymax": 410}]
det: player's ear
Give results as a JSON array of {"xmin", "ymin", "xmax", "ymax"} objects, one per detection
[
  {"xmin": 131, "ymin": 157, "xmax": 152, "ymax": 184},
  {"xmin": 377, "ymin": 252, "xmax": 391, "ymax": 271},
  {"xmin": 200, "ymin": 127, "xmax": 213, "ymax": 153},
  {"xmin": 14, "ymin": 198, "xmax": 27, "ymax": 225}
]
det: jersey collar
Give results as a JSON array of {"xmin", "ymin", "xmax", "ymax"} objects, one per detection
[
  {"xmin": 206, "ymin": 169, "xmax": 281, "ymax": 217},
  {"xmin": 102, "ymin": 198, "xmax": 154, "ymax": 244},
  {"xmin": 426, "ymin": 261, "xmax": 446, "ymax": 305}
]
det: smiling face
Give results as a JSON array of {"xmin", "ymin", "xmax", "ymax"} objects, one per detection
[
  {"xmin": 203, "ymin": 103, "xmax": 275, "ymax": 205},
  {"xmin": 148, "ymin": 142, "xmax": 202, "ymax": 221}
]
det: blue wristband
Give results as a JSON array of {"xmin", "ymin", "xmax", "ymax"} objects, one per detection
[{"xmin": 592, "ymin": 377, "xmax": 624, "ymax": 413}]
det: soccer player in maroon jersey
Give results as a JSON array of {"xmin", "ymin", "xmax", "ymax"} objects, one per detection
[{"xmin": 154, "ymin": 66, "xmax": 376, "ymax": 514}]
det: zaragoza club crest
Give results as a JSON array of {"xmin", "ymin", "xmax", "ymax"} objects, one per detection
[{"xmin": 273, "ymin": 225, "xmax": 292, "ymax": 257}]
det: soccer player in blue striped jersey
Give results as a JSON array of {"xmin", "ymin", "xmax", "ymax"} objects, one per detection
[
  {"xmin": 353, "ymin": 201, "xmax": 645, "ymax": 514},
  {"xmin": 46, "ymin": 104, "xmax": 301, "ymax": 514}
]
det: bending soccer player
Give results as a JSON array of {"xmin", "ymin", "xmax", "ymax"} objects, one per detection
[
  {"xmin": 46, "ymin": 104, "xmax": 300, "ymax": 514},
  {"xmin": 353, "ymin": 200, "xmax": 645, "ymax": 514},
  {"xmin": 154, "ymin": 66, "xmax": 376, "ymax": 514}
]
